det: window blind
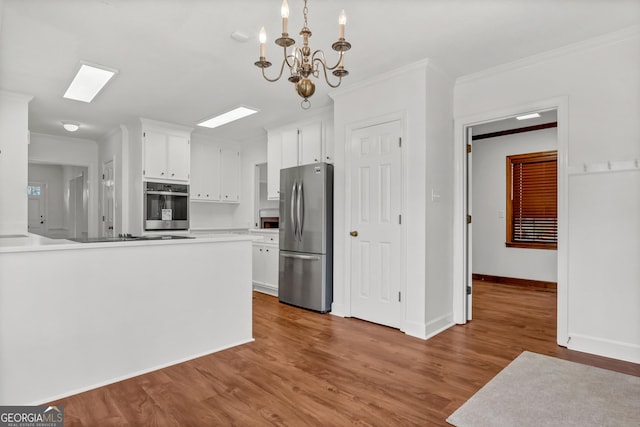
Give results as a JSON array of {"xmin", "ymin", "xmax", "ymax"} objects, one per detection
[{"xmin": 508, "ymin": 151, "xmax": 557, "ymax": 247}]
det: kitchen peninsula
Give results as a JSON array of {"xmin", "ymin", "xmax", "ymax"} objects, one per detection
[{"xmin": 0, "ymin": 233, "xmax": 254, "ymax": 405}]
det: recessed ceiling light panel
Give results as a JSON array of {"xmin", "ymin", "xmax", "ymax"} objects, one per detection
[
  {"xmin": 197, "ymin": 106, "xmax": 259, "ymax": 129},
  {"xmin": 516, "ymin": 113, "xmax": 541, "ymax": 120},
  {"xmin": 63, "ymin": 63, "xmax": 118, "ymax": 103}
]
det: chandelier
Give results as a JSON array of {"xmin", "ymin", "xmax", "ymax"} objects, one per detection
[{"xmin": 254, "ymin": 0, "xmax": 351, "ymax": 109}]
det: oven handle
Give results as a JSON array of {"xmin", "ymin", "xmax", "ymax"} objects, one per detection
[{"xmin": 145, "ymin": 190, "xmax": 189, "ymax": 196}]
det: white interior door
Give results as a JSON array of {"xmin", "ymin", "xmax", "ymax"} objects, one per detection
[
  {"xmin": 350, "ymin": 120, "xmax": 403, "ymax": 328},
  {"xmin": 102, "ymin": 160, "xmax": 115, "ymax": 237},
  {"xmin": 465, "ymin": 127, "xmax": 473, "ymax": 321},
  {"xmin": 27, "ymin": 182, "xmax": 47, "ymax": 235}
]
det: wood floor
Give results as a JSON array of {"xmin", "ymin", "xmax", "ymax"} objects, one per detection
[{"xmin": 51, "ymin": 281, "xmax": 640, "ymax": 426}]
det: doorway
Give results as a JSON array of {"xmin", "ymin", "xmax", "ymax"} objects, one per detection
[
  {"xmin": 468, "ymin": 110, "xmax": 559, "ymax": 319},
  {"xmin": 27, "ymin": 163, "xmax": 89, "ymax": 239},
  {"xmin": 102, "ymin": 160, "xmax": 115, "ymax": 237},
  {"xmin": 27, "ymin": 182, "xmax": 47, "ymax": 235},
  {"xmin": 453, "ymin": 96, "xmax": 569, "ymax": 346}
]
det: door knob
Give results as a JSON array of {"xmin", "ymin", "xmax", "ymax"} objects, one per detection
[{"xmin": 350, "ymin": 230, "xmax": 358, "ymax": 237}]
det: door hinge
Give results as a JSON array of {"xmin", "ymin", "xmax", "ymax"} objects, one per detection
[
  {"xmin": 143, "ymin": 132, "xmax": 146, "ymax": 138},
  {"xmin": 466, "ymin": 285, "xmax": 472, "ymax": 295},
  {"xmin": 467, "ymin": 214, "xmax": 472, "ymax": 224},
  {"xmin": 398, "ymin": 137, "xmax": 402, "ymax": 148},
  {"xmin": 102, "ymin": 173, "xmax": 105, "ymax": 180},
  {"xmin": 398, "ymin": 214, "xmax": 402, "ymax": 224},
  {"xmin": 102, "ymin": 215, "xmax": 105, "ymax": 221},
  {"xmin": 398, "ymin": 291, "xmax": 401, "ymax": 302},
  {"xmin": 466, "ymin": 143, "xmax": 472, "ymax": 153}
]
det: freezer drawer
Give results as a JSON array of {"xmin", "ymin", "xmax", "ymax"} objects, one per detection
[{"xmin": 278, "ymin": 251, "xmax": 332, "ymax": 313}]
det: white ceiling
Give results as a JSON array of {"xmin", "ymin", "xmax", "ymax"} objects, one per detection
[{"xmin": 1, "ymin": 0, "xmax": 639, "ymax": 142}]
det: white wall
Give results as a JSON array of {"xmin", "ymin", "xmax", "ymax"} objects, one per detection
[
  {"xmin": 472, "ymin": 127, "xmax": 558, "ymax": 282},
  {"xmin": 454, "ymin": 27, "xmax": 640, "ymax": 363},
  {"xmin": 189, "ymin": 133, "xmax": 268, "ymax": 230},
  {"xmin": 0, "ymin": 91, "xmax": 32, "ymax": 235},
  {"xmin": 28, "ymin": 133, "xmax": 100, "ymax": 237},
  {"xmin": 330, "ymin": 59, "xmax": 454, "ymax": 339}
]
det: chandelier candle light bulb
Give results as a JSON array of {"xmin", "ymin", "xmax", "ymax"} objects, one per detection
[
  {"xmin": 281, "ymin": 0, "xmax": 289, "ymax": 33},
  {"xmin": 259, "ymin": 27, "xmax": 267, "ymax": 58},
  {"xmin": 254, "ymin": 0, "xmax": 351, "ymax": 109}
]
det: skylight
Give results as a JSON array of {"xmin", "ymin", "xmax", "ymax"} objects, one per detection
[
  {"xmin": 63, "ymin": 63, "xmax": 118, "ymax": 103},
  {"xmin": 197, "ymin": 106, "xmax": 259, "ymax": 129}
]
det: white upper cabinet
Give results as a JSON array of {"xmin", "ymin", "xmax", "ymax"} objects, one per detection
[
  {"xmin": 141, "ymin": 119, "xmax": 191, "ymax": 182},
  {"xmin": 267, "ymin": 131, "xmax": 282, "ymax": 200},
  {"xmin": 266, "ymin": 116, "xmax": 333, "ymax": 200},
  {"xmin": 281, "ymin": 128, "xmax": 299, "ymax": 169},
  {"xmin": 190, "ymin": 140, "xmax": 240, "ymax": 203},
  {"xmin": 143, "ymin": 131, "xmax": 190, "ymax": 181},
  {"xmin": 299, "ymin": 121, "xmax": 323, "ymax": 165},
  {"xmin": 219, "ymin": 148, "xmax": 240, "ymax": 202},
  {"xmin": 190, "ymin": 141, "xmax": 220, "ymax": 201}
]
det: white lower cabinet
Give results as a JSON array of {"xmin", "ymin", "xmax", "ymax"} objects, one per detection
[{"xmin": 251, "ymin": 232, "xmax": 279, "ymax": 296}]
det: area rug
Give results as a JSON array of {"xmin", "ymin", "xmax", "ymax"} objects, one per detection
[{"xmin": 447, "ymin": 351, "xmax": 640, "ymax": 427}]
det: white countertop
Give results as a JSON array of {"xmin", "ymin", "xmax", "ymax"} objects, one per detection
[
  {"xmin": 0, "ymin": 233, "xmax": 254, "ymax": 254},
  {"xmin": 248, "ymin": 228, "xmax": 280, "ymax": 234}
]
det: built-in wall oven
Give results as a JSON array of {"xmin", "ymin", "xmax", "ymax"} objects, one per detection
[{"xmin": 144, "ymin": 182, "xmax": 189, "ymax": 231}]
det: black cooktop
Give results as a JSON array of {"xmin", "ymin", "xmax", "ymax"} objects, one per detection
[{"xmin": 69, "ymin": 235, "xmax": 194, "ymax": 243}]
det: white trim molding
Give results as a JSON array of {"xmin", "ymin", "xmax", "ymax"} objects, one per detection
[
  {"xmin": 456, "ymin": 24, "xmax": 640, "ymax": 86},
  {"xmin": 568, "ymin": 334, "xmax": 640, "ymax": 365},
  {"xmin": 453, "ymin": 96, "xmax": 569, "ymax": 347}
]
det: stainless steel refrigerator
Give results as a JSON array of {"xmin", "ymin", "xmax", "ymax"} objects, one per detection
[{"xmin": 279, "ymin": 163, "xmax": 333, "ymax": 313}]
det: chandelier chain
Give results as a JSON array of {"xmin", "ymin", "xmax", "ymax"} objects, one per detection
[{"xmin": 303, "ymin": 0, "xmax": 309, "ymax": 28}]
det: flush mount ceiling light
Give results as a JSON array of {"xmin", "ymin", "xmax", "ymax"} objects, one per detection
[
  {"xmin": 254, "ymin": 0, "xmax": 351, "ymax": 109},
  {"xmin": 197, "ymin": 106, "xmax": 259, "ymax": 129},
  {"xmin": 63, "ymin": 62, "xmax": 118, "ymax": 103},
  {"xmin": 516, "ymin": 112, "xmax": 541, "ymax": 120},
  {"xmin": 61, "ymin": 121, "xmax": 80, "ymax": 132}
]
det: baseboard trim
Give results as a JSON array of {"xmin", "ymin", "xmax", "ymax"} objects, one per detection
[
  {"xmin": 568, "ymin": 333, "xmax": 640, "ymax": 364},
  {"xmin": 252, "ymin": 282, "xmax": 277, "ymax": 297},
  {"xmin": 472, "ymin": 274, "xmax": 557, "ymax": 290}
]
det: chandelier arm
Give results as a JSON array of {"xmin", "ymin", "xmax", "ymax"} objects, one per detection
[
  {"xmin": 315, "ymin": 59, "xmax": 343, "ymax": 88},
  {"xmin": 311, "ymin": 50, "xmax": 342, "ymax": 71},
  {"xmin": 261, "ymin": 59, "xmax": 288, "ymax": 83},
  {"xmin": 284, "ymin": 47, "xmax": 297, "ymax": 69}
]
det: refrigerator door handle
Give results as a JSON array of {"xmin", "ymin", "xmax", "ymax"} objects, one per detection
[
  {"xmin": 280, "ymin": 253, "xmax": 320, "ymax": 261},
  {"xmin": 291, "ymin": 180, "xmax": 298, "ymax": 240},
  {"xmin": 297, "ymin": 181, "xmax": 304, "ymax": 241}
]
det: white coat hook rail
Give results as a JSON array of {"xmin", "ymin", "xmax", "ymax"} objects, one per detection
[{"xmin": 572, "ymin": 158, "xmax": 640, "ymax": 175}]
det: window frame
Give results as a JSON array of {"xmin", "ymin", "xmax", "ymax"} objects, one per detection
[{"xmin": 505, "ymin": 150, "xmax": 558, "ymax": 250}]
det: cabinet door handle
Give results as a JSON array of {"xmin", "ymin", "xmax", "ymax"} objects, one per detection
[
  {"xmin": 171, "ymin": 173, "xmax": 175, "ymax": 177},
  {"xmin": 161, "ymin": 172, "xmax": 165, "ymax": 176}
]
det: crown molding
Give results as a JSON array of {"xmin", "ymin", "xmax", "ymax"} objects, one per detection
[
  {"xmin": 456, "ymin": 24, "xmax": 640, "ymax": 86},
  {"xmin": 0, "ymin": 90, "xmax": 34, "ymax": 103},
  {"xmin": 329, "ymin": 58, "xmax": 435, "ymax": 100}
]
